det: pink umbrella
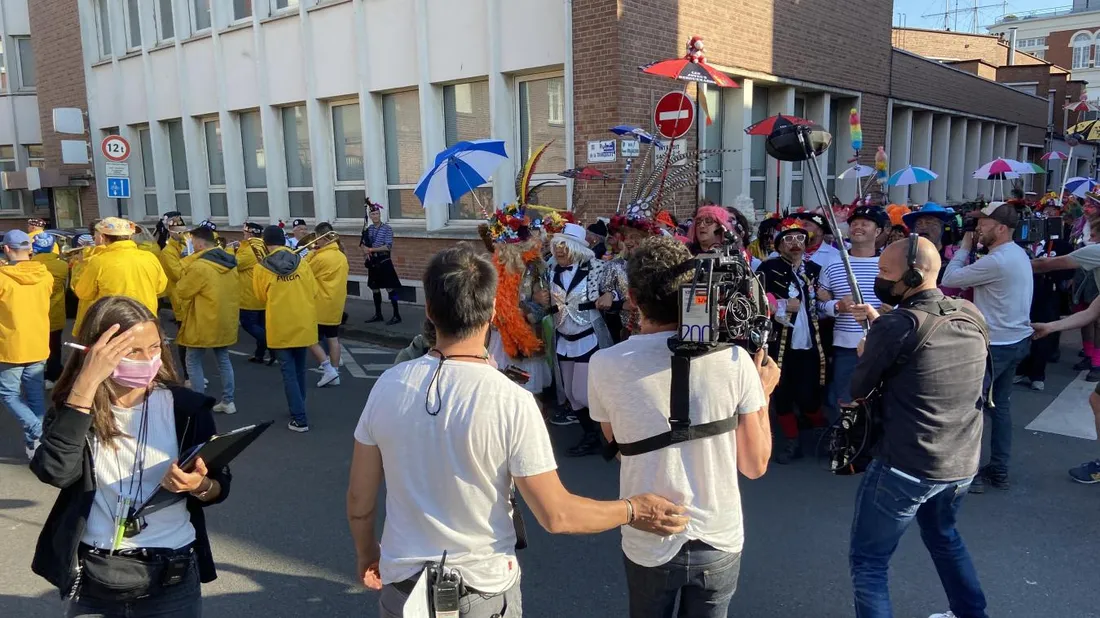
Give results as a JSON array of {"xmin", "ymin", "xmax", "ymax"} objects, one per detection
[
  {"xmin": 1065, "ymin": 92, "xmax": 1098, "ymax": 114},
  {"xmin": 974, "ymin": 158, "xmax": 1030, "ymax": 177},
  {"xmin": 1041, "ymin": 151, "xmax": 1069, "ymax": 161}
]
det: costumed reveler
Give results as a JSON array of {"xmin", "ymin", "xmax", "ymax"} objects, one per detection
[
  {"xmin": 606, "ymin": 213, "xmax": 662, "ymax": 339},
  {"xmin": 360, "ymin": 198, "xmax": 403, "ymax": 325},
  {"xmin": 756, "ymin": 217, "xmax": 827, "ymax": 464}
]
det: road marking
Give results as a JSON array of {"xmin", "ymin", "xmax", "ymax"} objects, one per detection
[
  {"xmin": 340, "ymin": 343, "xmax": 367, "ymax": 379},
  {"xmin": 1026, "ymin": 372, "xmax": 1099, "ymax": 440},
  {"xmin": 228, "ymin": 350, "xmax": 251, "ymax": 358}
]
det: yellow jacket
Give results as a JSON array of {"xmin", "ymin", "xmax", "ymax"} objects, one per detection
[
  {"xmin": 253, "ymin": 247, "xmax": 317, "ymax": 349},
  {"xmin": 176, "ymin": 247, "xmax": 240, "ymax": 348},
  {"xmin": 307, "ymin": 243, "xmax": 349, "ymax": 326},
  {"xmin": 33, "ymin": 253, "xmax": 69, "ymax": 332},
  {"xmin": 233, "ymin": 238, "xmax": 266, "ymax": 311},
  {"xmin": 159, "ymin": 238, "xmax": 185, "ymax": 315},
  {"xmin": 69, "ymin": 245, "xmax": 105, "ymax": 292},
  {"xmin": 73, "ymin": 240, "xmax": 168, "ymax": 335},
  {"xmin": 0, "ymin": 260, "xmax": 52, "ymax": 363}
]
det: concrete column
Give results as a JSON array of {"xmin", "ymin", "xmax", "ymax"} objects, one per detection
[
  {"xmin": 353, "ymin": 0, "xmax": 388, "ymax": 222},
  {"xmin": 300, "ymin": 2, "xmax": 336, "ymax": 222},
  {"xmin": 802, "ymin": 92, "xmax": 831, "ymax": 208},
  {"xmin": 487, "ymin": 0, "xmax": 516, "ymax": 209},
  {"xmin": 909, "ymin": 111, "xmax": 933, "ymax": 205},
  {"xmin": 721, "ymin": 78, "xmax": 753, "ymax": 206},
  {"xmin": 947, "ymin": 117, "xmax": 966, "ymax": 202},
  {"xmin": 979, "ymin": 122, "xmax": 995, "ymax": 199},
  {"xmin": 766, "ymin": 86, "xmax": 794, "ymax": 213},
  {"xmin": 888, "ymin": 106, "xmax": 913, "ymax": 205},
  {"xmin": 1006, "ymin": 126, "xmax": 1019, "ymax": 162},
  {"xmin": 992, "ymin": 125, "xmax": 1007, "ymax": 160},
  {"xmin": 964, "ymin": 120, "xmax": 981, "ymax": 199},
  {"xmin": 930, "ymin": 115, "xmax": 951, "ymax": 203},
  {"xmin": 414, "ymin": 0, "xmax": 447, "ymax": 230}
]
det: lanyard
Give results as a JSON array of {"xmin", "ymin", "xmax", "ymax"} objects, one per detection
[
  {"xmin": 424, "ymin": 349, "xmax": 490, "ymax": 416},
  {"xmin": 108, "ymin": 393, "xmax": 151, "ymax": 551}
]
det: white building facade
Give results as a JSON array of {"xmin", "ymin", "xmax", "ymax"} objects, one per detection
[{"xmin": 0, "ymin": 0, "xmax": 45, "ymax": 217}]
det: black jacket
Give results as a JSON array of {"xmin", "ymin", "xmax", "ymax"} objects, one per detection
[{"xmin": 29, "ymin": 386, "xmax": 231, "ymax": 597}]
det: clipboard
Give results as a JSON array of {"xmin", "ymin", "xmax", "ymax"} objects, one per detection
[{"xmin": 134, "ymin": 421, "xmax": 273, "ymax": 518}]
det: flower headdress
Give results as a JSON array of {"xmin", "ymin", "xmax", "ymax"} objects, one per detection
[
  {"xmin": 609, "ymin": 214, "xmax": 662, "ymax": 237},
  {"xmin": 772, "ymin": 217, "xmax": 808, "ymax": 242}
]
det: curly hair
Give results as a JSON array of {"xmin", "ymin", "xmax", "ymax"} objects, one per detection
[{"xmin": 626, "ymin": 235, "xmax": 693, "ymax": 326}]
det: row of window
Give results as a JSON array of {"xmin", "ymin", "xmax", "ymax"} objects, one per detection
[
  {"xmin": 1017, "ymin": 37, "xmax": 1047, "ymax": 49},
  {"xmin": 0, "ymin": 36, "xmax": 36, "ymax": 92},
  {"xmin": 1071, "ymin": 32, "xmax": 1100, "ymax": 69},
  {"xmin": 0, "ymin": 144, "xmax": 47, "ymax": 213},
  {"xmin": 113, "ymin": 75, "xmax": 567, "ymax": 222}
]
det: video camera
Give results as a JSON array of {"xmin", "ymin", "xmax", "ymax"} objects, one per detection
[{"xmin": 1014, "ymin": 215, "xmax": 1063, "ymax": 244}]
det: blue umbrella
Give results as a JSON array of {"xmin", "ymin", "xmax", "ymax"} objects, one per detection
[
  {"xmin": 415, "ymin": 139, "xmax": 509, "ymax": 210},
  {"xmin": 1066, "ymin": 177, "xmax": 1098, "ymax": 198},
  {"xmin": 885, "ymin": 165, "xmax": 938, "ymax": 187},
  {"xmin": 609, "ymin": 125, "xmax": 655, "ymax": 144}
]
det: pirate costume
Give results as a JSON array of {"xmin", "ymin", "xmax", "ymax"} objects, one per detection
[{"xmin": 359, "ymin": 199, "xmax": 403, "ymax": 325}]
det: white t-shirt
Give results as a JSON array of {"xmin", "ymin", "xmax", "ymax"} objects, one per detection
[
  {"xmin": 588, "ymin": 333, "xmax": 766, "ymax": 568},
  {"xmin": 83, "ymin": 388, "xmax": 196, "ymax": 551},
  {"xmin": 354, "ymin": 356, "xmax": 557, "ymax": 593}
]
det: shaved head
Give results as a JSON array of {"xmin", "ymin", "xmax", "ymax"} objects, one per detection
[{"xmin": 878, "ymin": 235, "xmax": 941, "ymax": 298}]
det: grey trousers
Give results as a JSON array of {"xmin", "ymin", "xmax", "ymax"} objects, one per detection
[{"xmin": 379, "ymin": 574, "xmax": 522, "ymax": 618}]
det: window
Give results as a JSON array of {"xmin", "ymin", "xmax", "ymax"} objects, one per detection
[
  {"xmin": 0, "ymin": 146, "xmax": 17, "ymax": 211},
  {"xmin": 234, "ymin": 0, "xmax": 253, "ymax": 20},
  {"xmin": 25, "ymin": 145, "xmax": 44, "ymax": 167},
  {"xmin": 518, "ymin": 75, "xmax": 567, "ymax": 211},
  {"xmin": 701, "ymin": 87, "xmax": 723, "ymax": 204},
  {"xmin": 192, "ymin": 0, "xmax": 211, "ymax": 32},
  {"xmin": 241, "ymin": 110, "xmax": 268, "ymax": 217},
  {"xmin": 1032, "ymin": 50, "xmax": 1046, "ymax": 60},
  {"xmin": 157, "ymin": 0, "xmax": 174, "ymax": 41},
  {"xmin": 166, "ymin": 120, "xmax": 191, "ymax": 215},
  {"xmin": 282, "ymin": 106, "xmax": 314, "ymax": 218},
  {"xmin": 203, "ymin": 119, "xmax": 227, "ymax": 217},
  {"xmin": 1073, "ymin": 32, "xmax": 1092, "ymax": 69},
  {"xmin": 750, "ymin": 86, "xmax": 769, "ymax": 216},
  {"xmin": 139, "ymin": 127, "xmax": 158, "ymax": 217},
  {"xmin": 383, "ymin": 90, "xmax": 423, "ymax": 219},
  {"xmin": 126, "ymin": 0, "xmax": 142, "ymax": 49},
  {"xmin": 96, "ymin": 0, "xmax": 112, "ymax": 58},
  {"xmin": 444, "ymin": 80, "xmax": 491, "ymax": 220},
  {"xmin": 272, "ymin": 0, "xmax": 299, "ymax": 12},
  {"xmin": 15, "ymin": 38, "xmax": 35, "ymax": 89},
  {"xmin": 0, "ymin": 39, "xmax": 6, "ymax": 91},
  {"xmin": 332, "ymin": 102, "xmax": 364, "ymax": 218}
]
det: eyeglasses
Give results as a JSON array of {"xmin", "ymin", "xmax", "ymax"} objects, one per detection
[
  {"xmin": 781, "ymin": 233, "xmax": 807, "ymax": 245},
  {"xmin": 695, "ymin": 217, "xmax": 719, "ymax": 227}
]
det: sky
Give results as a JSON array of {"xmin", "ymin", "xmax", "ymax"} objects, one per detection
[{"xmin": 893, "ymin": 0, "xmax": 1064, "ymax": 32}]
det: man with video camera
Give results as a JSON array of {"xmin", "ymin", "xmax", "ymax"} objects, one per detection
[
  {"xmin": 847, "ymin": 235, "xmax": 990, "ymax": 618},
  {"xmin": 589, "ymin": 236, "xmax": 778, "ymax": 618}
]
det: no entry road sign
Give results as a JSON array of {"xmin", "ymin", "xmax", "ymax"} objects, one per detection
[{"xmin": 653, "ymin": 91, "xmax": 694, "ymax": 140}]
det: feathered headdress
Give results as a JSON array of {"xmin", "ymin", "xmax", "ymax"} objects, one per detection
[{"xmin": 772, "ymin": 217, "xmax": 808, "ymax": 242}]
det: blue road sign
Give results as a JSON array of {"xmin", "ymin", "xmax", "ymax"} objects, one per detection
[{"xmin": 106, "ymin": 177, "xmax": 131, "ymax": 199}]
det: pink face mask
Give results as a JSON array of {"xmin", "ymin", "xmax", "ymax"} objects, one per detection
[{"xmin": 111, "ymin": 354, "xmax": 163, "ymax": 388}]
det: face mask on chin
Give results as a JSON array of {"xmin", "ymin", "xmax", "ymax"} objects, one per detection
[
  {"xmin": 111, "ymin": 354, "xmax": 163, "ymax": 389},
  {"xmin": 873, "ymin": 277, "xmax": 907, "ymax": 307}
]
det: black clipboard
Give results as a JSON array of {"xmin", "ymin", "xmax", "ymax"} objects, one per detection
[{"xmin": 134, "ymin": 421, "xmax": 273, "ymax": 518}]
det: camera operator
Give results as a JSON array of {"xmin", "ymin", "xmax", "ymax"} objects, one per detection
[
  {"xmin": 847, "ymin": 236, "xmax": 990, "ymax": 618},
  {"xmin": 940, "ymin": 202, "xmax": 1033, "ymax": 492},
  {"xmin": 347, "ymin": 245, "xmax": 688, "ymax": 618},
  {"xmin": 588, "ymin": 236, "xmax": 778, "ymax": 618},
  {"xmin": 1033, "ymin": 216, "xmax": 1100, "ymax": 381}
]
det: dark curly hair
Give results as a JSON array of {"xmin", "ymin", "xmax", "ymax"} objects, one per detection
[{"xmin": 627, "ymin": 235, "xmax": 694, "ymax": 326}]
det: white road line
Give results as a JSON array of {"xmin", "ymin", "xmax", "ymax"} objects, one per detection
[
  {"xmin": 340, "ymin": 343, "xmax": 368, "ymax": 379},
  {"xmin": 1026, "ymin": 372, "xmax": 1099, "ymax": 440},
  {"xmin": 227, "ymin": 350, "xmax": 251, "ymax": 357}
]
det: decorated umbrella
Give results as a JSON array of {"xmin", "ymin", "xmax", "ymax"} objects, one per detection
[
  {"xmin": 558, "ymin": 167, "xmax": 613, "ymax": 181},
  {"xmin": 885, "ymin": 165, "xmax": 938, "ymax": 187},
  {"xmin": 974, "ymin": 158, "xmax": 1031, "ymax": 177},
  {"xmin": 972, "ymin": 170, "xmax": 1019, "ymax": 180},
  {"xmin": 1022, "ymin": 162, "xmax": 1045, "ymax": 174},
  {"xmin": 838, "ymin": 164, "xmax": 875, "ymax": 179},
  {"xmin": 1066, "ymin": 93, "xmax": 1098, "ymax": 114},
  {"xmin": 1066, "ymin": 177, "xmax": 1098, "ymax": 198},
  {"xmin": 608, "ymin": 125, "xmax": 655, "ymax": 144},
  {"xmin": 1041, "ymin": 151, "xmax": 1069, "ymax": 161},
  {"xmin": 415, "ymin": 139, "xmax": 508, "ymax": 216},
  {"xmin": 745, "ymin": 114, "xmax": 815, "ymax": 136},
  {"xmin": 1067, "ymin": 120, "xmax": 1100, "ymax": 142}
]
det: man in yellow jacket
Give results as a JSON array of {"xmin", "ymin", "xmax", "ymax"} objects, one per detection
[
  {"xmin": 30, "ymin": 233, "xmax": 69, "ymax": 386},
  {"xmin": 254, "ymin": 225, "xmax": 317, "ymax": 432},
  {"xmin": 0, "ymin": 230, "xmax": 52, "ymax": 460},
  {"xmin": 157, "ymin": 212, "xmax": 190, "ymax": 380},
  {"xmin": 233, "ymin": 222, "xmax": 272, "ymax": 364},
  {"xmin": 72, "ymin": 218, "xmax": 167, "ymax": 336},
  {"xmin": 177, "ymin": 225, "xmax": 240, "ymax": 415},
  {"xmin": 307, "ymin": 223, "xmax": 350, "ymax": 388}
]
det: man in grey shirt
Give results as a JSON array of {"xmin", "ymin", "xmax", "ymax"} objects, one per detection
[{"xmin": 941, "ymin": 202, "xmax": 1033, "ymax": 492}]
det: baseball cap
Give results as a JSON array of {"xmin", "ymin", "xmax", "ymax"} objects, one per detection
[
  {"xmin": 291, "ymin": 218, "xmax": 307, "ymax": 228},
  {"xmin": 978, "ymin": 202, "xmax": 1019, "ymax": 228},
  {"xmin": 2, "ymin": 229, "xmax": 32, "ymax": 249},
  {"xmin": 244, "ymin": 222, "xmax": 264, "ymax": 235}
]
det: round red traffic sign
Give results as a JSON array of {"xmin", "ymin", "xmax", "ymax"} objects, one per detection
[
  {"xmin": 101, "ymin": 135, "xmax": 131, "ymax": 162},
  {"xmin": 653, "ymin": 91, "xmax": 695, "ymax": 139}
]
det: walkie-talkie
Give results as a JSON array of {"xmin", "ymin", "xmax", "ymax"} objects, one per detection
[{"xmin": 429, "ymin": 551, "xmax": 460, "ymax": 618}]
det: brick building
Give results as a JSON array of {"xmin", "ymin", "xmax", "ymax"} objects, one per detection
[{"xmin": 988, "ymin": 1, "xmax": 1100, "ymax": 99}]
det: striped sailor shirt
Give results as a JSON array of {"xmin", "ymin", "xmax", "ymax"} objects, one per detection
[{"xmin": 819, "ymin": 255, "xmax": 881, "ymax": 349}]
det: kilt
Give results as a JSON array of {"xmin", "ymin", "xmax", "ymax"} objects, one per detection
[{"xmin": 366, "ymin": 255, "xmax": 402, "ymax": 290}]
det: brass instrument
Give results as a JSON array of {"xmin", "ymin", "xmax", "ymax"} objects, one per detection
[{"xmin": 293, "ymin": 231, "xmax": 339, "ymax": 255}]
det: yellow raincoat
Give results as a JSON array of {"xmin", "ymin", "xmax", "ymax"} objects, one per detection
[
  {"xmin": 69, "ymin": 245, "xmax": 105, "ymax": 292},
  {"xmin": 253, "ymin": 247, "xmax": 317, "ymax": 349},
  {"xmin": 233, "ymin": 238, "xmax": 266, "ymax": 311},
  {"xmin": 0, "ymin": 260, "xmax": 52, "ymax": 363},
  {"xmin": 306, "ymin": 243, "xmax": 349, "ymax": 326},
  {"xmin": 159, "ymin": 237, "xmax": 185, "ymax": 316},
  {"xmin": 32, "ymin": 253, "xmax": 69, "ymax": 332},
  {"xmin": 73, "ymin": 240, "xmax": 168, "ymax": 335},
  {"xmin": 176, "ymin": 247, "xmax": 240, "ymax": 348}
]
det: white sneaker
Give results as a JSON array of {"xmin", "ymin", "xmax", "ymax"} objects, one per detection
[
  {"xmin": 317, "ymin": 367, "xmax": 340, "ymax": 387},
  {"xmin": 213, "ymin": 401, "xmax": 237, "ymax": 415},
  {"xmin": 204, "ymin": 378, "xmax": 209, "ymax": 388},
  {"xmin": 928, "ymin": 612, "xmax": 956, "ymax": 618},
  {"xmin": 25, "ymin": 439, "xmax": 40, "ymax": 461},
  {"xmin": 44, "ymin": 380, "xmax": 55, "ymax": 390},
  {"xmin": 1031, "ymin": 380, "xmax": 1045, "ymax": 392},
  {"xmin": 1012, "ymin": 375, "xmax": 1029, "ymax": 385}
]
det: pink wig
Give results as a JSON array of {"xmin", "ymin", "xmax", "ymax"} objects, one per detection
[{"xmin": 689, "ymin": 205, "xmax": 730, "ymax": 244}]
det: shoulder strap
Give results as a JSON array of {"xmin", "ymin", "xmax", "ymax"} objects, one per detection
[{"xmin": 899, "ymin": 299, "xmax": 988, "ymax": 365}]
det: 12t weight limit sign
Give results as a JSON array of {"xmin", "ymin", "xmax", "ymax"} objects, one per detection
[{"xmin": 101, "ymin": 136, "xmax": 131, "ymax": 163}]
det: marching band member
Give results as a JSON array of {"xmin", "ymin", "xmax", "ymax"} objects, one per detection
[
  {"xmin": 360, "ymin": 199, "xmax": 402, "ymax": 325},
  {"xmin": 73, "ymin": 218, "xmax": 167, "ymax": 337},
  {"xmin": 233, "ymin": 222, "xmax": 272, "ymax": 364},
  {"xmin": 0, "ymin": 230, "xmax": 52, "ymax": 460},
  {"xmin": 253, "ymin": 225, "xmax": 318, "ymax": 433},
  {"xmin": 288, "ymin": 219, "xmax": 308, "ymax": 251},
  {"xmin": 176, "ymin": 225, "xmax": 240, "ymax": 415},
  {"xmin": 31, "ymin": 233, "xmax": 69, "ymax": 387},
  {"xmin": 306, "ymin": 223, "xmax": 349, "ymax": 388},
  {"xmin": 27, "ymin": 218, "xmax": 59, "ymax": 254},
  {"xmin": 157, "ymin": 212, "xmax": 191, "ymax": 380}
]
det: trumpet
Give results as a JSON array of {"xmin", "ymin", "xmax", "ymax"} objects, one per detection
[
  {"xmin": 294, "ymin": 231, "xmax": 339, "ymax": 255},
  {"xmin": 60, "ymin": 245, "xmax": 89, "ymax": 261}
]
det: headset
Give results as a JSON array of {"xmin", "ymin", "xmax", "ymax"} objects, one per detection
[{"xmin": 902, "ymin": 233, "xmax": 924, "ymax": 288}]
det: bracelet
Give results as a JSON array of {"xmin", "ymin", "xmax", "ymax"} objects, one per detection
[
  {"xmin": 66, "ymin": 401, "xmax": 92, "ymax": 411},
  {"xmin": 623, "ymin": 499, "xmax": 635, "ymax": 525}
]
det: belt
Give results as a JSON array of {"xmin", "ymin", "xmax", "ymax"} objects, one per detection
[
  {"xmin": 391, "ymin": 574, "xmax": 488, "ymax": 597},
  {"xmin": 79, "ymin": 543, "xmax": 195, "ymax": 563}
]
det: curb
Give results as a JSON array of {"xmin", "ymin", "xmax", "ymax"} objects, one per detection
[{"xmin": 340, "ymin": 326, "xmax": 411, "ymax": 349}]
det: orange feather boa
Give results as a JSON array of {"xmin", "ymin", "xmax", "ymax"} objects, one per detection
[{"xmin": 492, "ymin": 244, "xmax": 545, "ymax": 359}]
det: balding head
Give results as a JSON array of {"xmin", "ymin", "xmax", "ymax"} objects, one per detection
[{"xmin": 877, "ymin": 235, "xmax": 941, "ymax": 300}]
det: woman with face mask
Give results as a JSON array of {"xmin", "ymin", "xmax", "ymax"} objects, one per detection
[{"xmin": 29, "ymin": 295, "xmax": 231, "ymax": 617}]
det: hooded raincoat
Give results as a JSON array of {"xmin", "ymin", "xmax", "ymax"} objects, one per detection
[
  {"xmin": 306, "ymin": 243, "xmax": 349, "ymax": 326},
  {"xmin": 176, "ymin": 247, "xmax": 240, "ymax": 348},
  {"xmin": 72, "ymin": 240, "xmax": 168, "ymax": 335},
  {"xmin": 0, "ymin": 260, "xmax": 53, "ymax": 363},
  {"xmin": 232, "ymin": 238, "xmax": 266, "ymax": 311},
  {"xmin": 32, "ymin": 253, "xmax": 69, "ymax": 332},
  {"xmin": 253, "ymin": 247, "xmax": 317, "ymax": 349}
]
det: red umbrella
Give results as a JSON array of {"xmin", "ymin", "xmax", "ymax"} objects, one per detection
[
  {"xmin": 745, "ymin": 114, "xmax": 815, "ymax": 136},
  {"xmin": 1065, "ymin": 92, "xmax": 1098, "ymax": 114},
  {"xmin": 639, "ymin": 36, "xmax": 738, "ymax": 88},
  {"xmin": 559, "ymin": 167, "xmax": 613, "ymax": 181}
]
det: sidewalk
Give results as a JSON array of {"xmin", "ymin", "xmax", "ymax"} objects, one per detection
[{"xmin": 341, "ymin": 297, "xmax": 425, "ymax": 348}]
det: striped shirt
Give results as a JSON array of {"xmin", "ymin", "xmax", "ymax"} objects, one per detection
[
  {"xmin": 819, "ymin": 255, "xmax": 881, "ymax": 349},
  {"xmin": 362, "ymin": 224, "xmax": 394, "ymax": 250}
]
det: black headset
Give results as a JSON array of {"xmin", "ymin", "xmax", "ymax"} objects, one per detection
[{"xmin": 902, "ymin": 233, "xmax": 924, "ymax": 288}]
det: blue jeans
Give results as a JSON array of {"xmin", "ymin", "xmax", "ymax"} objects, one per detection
[
  {"xmin": 984, "ymin": 338, "xmax": 1030, "ymax": 476},
  {"xmin": 239, "ymin": 309, "xmax": 267, "ymax": 359},
  {"xmin": 276, "ymin": 348, "xmax": 308, "ymax": 424},
  {"xmin": 850, "ymin": 460, "xmax": 987, "ymax": 618},
  {"xmin": 184, "ymin": 347, "xmax": 235, "ymax": 403},
  {"xmin": 0, "ymin": 361, "xmax": 46, "ymax": 447},
  {"xmin": 623, "ymin": 541, "xmax": 741, "ymax": 618},
  {"xmin": 826, "ymin": 347, "xmax": 860, "ymax": 425}
]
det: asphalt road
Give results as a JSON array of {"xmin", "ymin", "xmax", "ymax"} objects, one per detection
[{"xmin": 2, "ymin": 325, "xmax": 1099, "ymax": 618}]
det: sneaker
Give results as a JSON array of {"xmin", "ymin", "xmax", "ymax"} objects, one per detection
[
  {"xmin": 1087, "ymin": 369, "xmax": 1100, "ymax": 383},
  {"xmin": 774, "ymin": 438, "xmax": 802, "ymax": 465},
  {"xmin": 25, "ymin": 439, "xmax": 40, "ymax": 462},
  {"xmin": 1012, "ymin": 375, "xmax": 1030, "ymax": 385},
  {"xmin": 317, "ymin": 367, "xmax": 341, "ymax": 387},
  {"xmin": 204, "ymin": 378, "xmax": 209, "ymax": 388},
  {"xmin": 928, "ymin": 612, "xmax": 957, "ymax": 618},
  {"xmin": 213, "ymin": 401, "xmax": 237, "ymax": 415},
  {"xmin": 287, "ymin": 420, "xmax": 310, "ymax": 433},
  {"xmin": 968, "ymin": 474, "xmax": 985, "ymax": 494},
  {"xmin": 1074, "ymin": 357, "xmax": 1093, "ymax": 371},
  {"xmin": 980, "ymin": 465, "xmax": 1010, "ymax": 490},
  {"xmin": 248, "ymin": 356, "xmax": 265, "ymax": 364},
  {"xmin": 548, "ymin": 410, "xmax": 578, "ymax": 426},
  {"xmin": 44, "ymin": 380, "xmax": 55, "ymax": 390},
  {"xmin": 1068, "ymin": 459, "xmax": 1100, "ymax": 484},
  {"xmin": 567, "ymin": 432, "xmax": 602, "ymax": 457},
  {"xmin": 1030, "ymin": 380, "xmax": 1045, "ymax": 392}
]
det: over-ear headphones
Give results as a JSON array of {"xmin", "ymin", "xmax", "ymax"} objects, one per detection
[{"xmin": 902, "ymin": 233, "xmax": 924, "ymax": 288}]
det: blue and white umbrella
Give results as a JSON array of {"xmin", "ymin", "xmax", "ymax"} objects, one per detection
[
  {"xmin": 884, "ymin": 165, "xmax": 938, "ymax": 187},
  {"xmin": 1066, "ymin": 177, "xmax": 1098, "ymax": 197},
  {"xmin": 609, "ymin": 124, "xmax": 655, "ymax": 144},
  {"xmin": 415, "ymin": 139, "xmax": 509, "ymax": 210},
  {"xmin": 838, "ymin": 164, "xmax": 875, "ymax": 180}
]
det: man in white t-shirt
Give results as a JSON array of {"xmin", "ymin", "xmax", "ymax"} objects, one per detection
[
  {"xmin": 347, "ymin": 244, "xmax": 688, "ymax": 618},
  {"xmin": 589, "ymin": 236, "xmax": 779, "ymax": 618}
]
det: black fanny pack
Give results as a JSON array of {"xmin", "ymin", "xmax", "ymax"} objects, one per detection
[{"xmin": 77, "ymin": 544, "xmax": 194, "ymax": 601}]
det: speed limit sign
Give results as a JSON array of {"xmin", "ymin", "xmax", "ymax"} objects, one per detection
[{"xmin": 101, "ymin": 135, "xmax": 131, "ymax": 162}]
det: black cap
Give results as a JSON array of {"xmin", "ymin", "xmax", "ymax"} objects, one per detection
[
  {"xmin": 793, "ymin": 211, "xmax": 832, "ymax": 235},
  {"xmin": 244, "ymin": 222, "xmax": 264, "ymax": 235},
  {"xmin": 291, "ymin": 218, "xmax": 307, "ymax": 228},
  {"xmin": 262, "ymin": 225, "xmax": 286, "ymax": 246},
  {"xmin": 848, "ymin": 206, "xmax": 885, "ymax": 228},
  {"xmin": 587, "ymin": 220, "xmax": 608, "ymax": 238}
]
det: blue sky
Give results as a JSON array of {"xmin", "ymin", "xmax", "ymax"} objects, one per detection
[{"xmin": 893, "ymin": 0, "xmax": 1060, "ymax": 31}]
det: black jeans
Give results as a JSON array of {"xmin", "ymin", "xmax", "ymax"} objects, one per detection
[
  {"xmin": 65, "ymin": 555, "xmax": 201, "ymax": 618},
  {"xmin": 46, "ymin": 329, "xmax": 64, "ymax": 382}
]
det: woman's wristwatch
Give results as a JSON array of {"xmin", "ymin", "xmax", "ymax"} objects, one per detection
[{"xmin": 190, "ymin": 478, "xmax": 214, "ymax": 501}]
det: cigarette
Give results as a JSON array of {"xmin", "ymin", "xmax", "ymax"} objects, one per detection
[{"xmin": 63, "ymin": 342, "xmax": 88, "ymax": 352}]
